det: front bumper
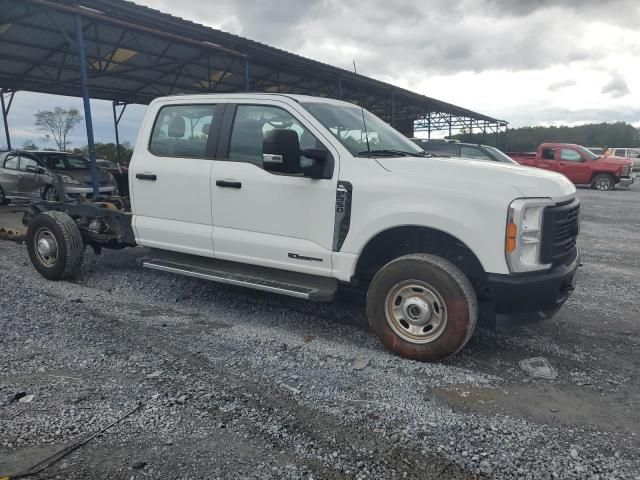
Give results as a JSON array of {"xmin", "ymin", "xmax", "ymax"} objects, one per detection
[
  {"xmin": 619, "ymin": 176, "xmax": 634, "ymax": 187},
  {"xmin": 487, "ymin": 253, "xmax": 579, "ymax": 314},
  {"xmin": 61, "ymin": 185, "xmax": 117, "ymax": 200}
]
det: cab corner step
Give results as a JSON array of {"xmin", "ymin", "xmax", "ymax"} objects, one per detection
[{"xmin": 141, "ymin": 251, "xmax": 337, "ymax": 301}]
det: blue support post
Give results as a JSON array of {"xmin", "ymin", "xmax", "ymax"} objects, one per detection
[
  {"xmin": 244, "ymin": 59, "xmax": 250, "ymax": 92},
  {"xmin": 75, "ymin": 14, "xmax": 99, "ymax": 196},
  {"xmin": 0, "ymin": 90, "xmax": 12, "ymax": 150}
]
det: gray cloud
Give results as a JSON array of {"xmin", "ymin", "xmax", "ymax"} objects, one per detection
[
  {"xmin": 602, "ymin": 73, "xmax": 631, "ymax": 98},
  {"xmin": 548, "ymin": 79, "xmax": 577, "ymax": 91}
]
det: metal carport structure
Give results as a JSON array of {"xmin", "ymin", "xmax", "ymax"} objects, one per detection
[{"xmin": 0, "ymin": 0, "xmax": 508, "ymax": 192}]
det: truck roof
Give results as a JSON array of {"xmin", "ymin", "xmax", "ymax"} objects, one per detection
[{"xmin": 149, "ymin": 92, "xmax": 353, "ymax": 107}]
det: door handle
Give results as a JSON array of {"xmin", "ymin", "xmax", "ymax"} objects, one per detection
[
  {"xmin": 216, "ymin": 180, "xmax": 242, "ymax": 189},
  {"xmin": 136, "ymin": 173, "xmax": 157, "ymax": 181}
]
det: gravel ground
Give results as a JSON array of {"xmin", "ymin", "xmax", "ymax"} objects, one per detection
[{"xmin": 1, "ymin": 184, "xmax": 639, "ymax": 479}]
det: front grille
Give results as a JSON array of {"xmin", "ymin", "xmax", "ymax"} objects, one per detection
[{"xmin": 541, "ymin": 198, "xmax": 580, "ymax": 265}]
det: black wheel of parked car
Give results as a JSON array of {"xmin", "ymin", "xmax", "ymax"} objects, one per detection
[
  {"xmin": 366, "ymin": 253, "xmax": 477, "ymax": 362},
  {"xmin": 0, "ymin": 185, "xmax": 9, "ymax": 205},
  {"xmin": 26, "ymin": 211, "xmax": 84, "ymax": 280},
  {"xmin": 591, "ymin": 174, "xmax": 614, "ymax": 191},
  {"xmin": 42, "ymin": 185, "xmax": 59, "ymax": 201}
]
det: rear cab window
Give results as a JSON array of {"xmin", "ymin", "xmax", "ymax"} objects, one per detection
[{"xmin": 149, "ymin": 104, "xmax": 217, "ymax": 158}]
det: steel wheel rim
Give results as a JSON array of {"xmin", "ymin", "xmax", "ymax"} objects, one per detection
[
  {"xmin": 34, "ymin": 227, "xmax": 59, "ymax": 267},
  {"xmin": 45, "ymin": 187, "xmax": 58, "ymax": 201},
  {"xmin": 384, "ymin": 280, "xmax": 448, "ymax": 344},
  {"xmin": 595, "ymin": 178, "xmax": 610, "ymax": 190}
]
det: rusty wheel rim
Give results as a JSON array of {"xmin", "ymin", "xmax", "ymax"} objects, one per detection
[{"xmin": 384, "ymin": 280, "xmax": 448, "ymax": 344}]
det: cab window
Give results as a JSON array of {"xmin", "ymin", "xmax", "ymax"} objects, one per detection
[
  {"xmin": 560, "ymin": 149, "xmax": 583, "ymax": 162},
  {"xmin": 614, "ymin": 149, "xmax": 625, "ymax": 157},
  {"xmin": 541, "ymin": 148, "xmax": 555, "ymax": 160},
  {"xmin": 228, "ymin": 104, "xmax": 326, "ymax": 168},
  {"xmin": 149, "ymin": 104, "xmax": 217, "ymax": 158}
]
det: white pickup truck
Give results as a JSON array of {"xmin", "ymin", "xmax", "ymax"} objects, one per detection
[{"xmin": 23, "ymin": 93, "xmax": 581, "ymax": 362}]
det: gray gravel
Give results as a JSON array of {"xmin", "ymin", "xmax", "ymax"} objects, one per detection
[{"xmin": 1, "ymin": 184, "xmax": 639, "ymax": 479}]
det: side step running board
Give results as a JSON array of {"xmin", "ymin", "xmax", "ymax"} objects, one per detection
[{"xmin": 142, "ymin": 251, "xmax": 337, "ymax": 301}]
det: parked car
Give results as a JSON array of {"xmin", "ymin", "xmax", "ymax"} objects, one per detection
[
  {"xmin": 96, "ymin": 158, "xmax": 129, "ymax": 196},
  {"xmin": 509, "ymin": 143, "xmax": 633, "ymax": 190},
  {"xmin": 0, "ymin": 150, "xmax": 117, "ymax": 204},
  {"xmin": 411, "ymin": 139, "xmax": 519, "ymax": 164},
  {"xmin": 605, "ymin": 147, "xmax": 640, "ymax": 175},
  {"xmin": 23, "ymin": 93, "xmax": 580, "ymax": 362},
  {"xmin": 586, "ymin": 147, "xmax": 605, "ymax": 156}
]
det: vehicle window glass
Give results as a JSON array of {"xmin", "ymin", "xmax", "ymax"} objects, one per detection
[
  {"xmin": 302, "ymin": 102, "xmax": 424, "ymax": 157},
  {"xmin": 614, "ymin": 149, "xmax": 625, "ymax": 157},
  {"xmin": 628, "ymin": 150, "xmax": 640, "ymax": 158},
  {"xmin": 3, "ymin": 154, "xmax": 18, "ymax": 169},
  {"xmin": 149, "ymin": 104, "xmax": 216, "ymax": 158},
  {"xmin": 19, "ymin": 156, "xmax": 39, "ymax": 171},
  {"xmin": 460, "ymin": 146, "xmax": 490, "ymax": 160},
  {"xmin": 39, "ymin": 154, "xmax": 90, "ymax": 170},
  {"xmin": 541, "ymin": 148, "xmax": 555, "ymax": 160},
  {"xmin": 228, "ymin": 105, "xmax": 325, "ymax": 167},
  {"xmin": 560, "ymin": 149, "xmax": 583, "ymax": 162}
]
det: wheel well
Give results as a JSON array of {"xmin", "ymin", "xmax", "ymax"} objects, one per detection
[{"xmin": 354, "ymin": 226, "xmax": 491, "ymax": 302}]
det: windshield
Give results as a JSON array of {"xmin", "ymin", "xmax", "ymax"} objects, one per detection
[
  {"xmin": 484, "ymin": 145, "xmax": 518, "ymax": 164},
  {"xmin": 39, "ymin": 153, "xmax": 90, "ymax": 170},
  {"xmin": 301, "ymin": 102, "xmax": 425, "ymax": 157},
  {"xmin": 577, "ymin": 146, "xmax": 599, "ymax": 160}
]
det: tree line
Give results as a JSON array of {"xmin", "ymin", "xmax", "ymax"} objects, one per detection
[{"xmin": 452, "ymin": 122, "xmax": 640, "ymax": 152}]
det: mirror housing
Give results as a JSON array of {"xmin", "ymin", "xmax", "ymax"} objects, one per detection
[
  {"xmin": 262, "ymin": 129, "xmax": 302, "ymax": 174},
  {"xmin": 37, "ymin": 167, "xmax": 47, "ymax": 174},
  {"xmin": 301, "ymin": 148, "xmax": 329, "ymax": 179},
  {"xmin": 25, "ymin": 165, "xmax": 38, "ymax": 173}
]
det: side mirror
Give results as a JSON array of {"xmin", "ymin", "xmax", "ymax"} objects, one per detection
[
  {"xmin": 301, "ymin": 148, "xmax": 329, "ymax": 179},
  {"xmin": 25, "ymin": 165, "xmax": 38, "ymax": 173},
  {"xmin": 37, "ymin": 167, "xmax": 47, "ymax": 175},
  {"xmin": 262, "ymin": 129, "xmax": 302, "ymax": 174}
]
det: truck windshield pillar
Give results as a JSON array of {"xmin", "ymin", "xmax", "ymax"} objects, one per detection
[{"xmin": 1, "ymin": 89, "xmax": 14, "ymax": 151}]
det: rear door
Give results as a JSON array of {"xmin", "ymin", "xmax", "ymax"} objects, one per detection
[
  {"xmin": 558, "ymin": 147, "xmax": 589, "ymax": 184},
  {"xmin": 0, "ymin": 153, "xmax": 20, "ymax": 196},
  {"xmin": 210, "ymin": 100, "xmax": 339, "ymax": 276},
  {"xmin": 536, "ymin": 147, "xmax": 558, "ymax": 171},
  {"xmin": 130, "ymin": 101, "xmax": 225, "ymax": 257}
]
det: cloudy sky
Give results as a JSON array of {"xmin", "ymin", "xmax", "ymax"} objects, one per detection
[{"xmin": 3, "ymin": 0, "xmax": 640, "ymax": 149}]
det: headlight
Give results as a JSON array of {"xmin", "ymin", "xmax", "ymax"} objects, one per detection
[
  {"xmin": 59, "ymin": 174, "xmax": 81, "ymax": 185},
  {"xmin": 505, "ymin": 198, "xmax": 554, "ymax": 272}
]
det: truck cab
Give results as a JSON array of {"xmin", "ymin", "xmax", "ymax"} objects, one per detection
[
  {"xmin": 23, "ymin": 94, "xmax": 581, "ymax": 362},
  {"xmin": 510, "ymin": 143, "xmax": 633, "ymax": 190}
]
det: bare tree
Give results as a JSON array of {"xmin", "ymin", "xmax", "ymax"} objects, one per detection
[{"xmin": 34, "ymin": 107, "xmax": 83, "ymax": 151}]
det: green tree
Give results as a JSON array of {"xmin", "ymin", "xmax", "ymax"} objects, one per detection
[{"xmin": 34, "ymin": 107, "xmax": 83, "ymax": 151}]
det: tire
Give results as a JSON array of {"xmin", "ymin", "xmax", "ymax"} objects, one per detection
[
  {"xmin": 0, "ymin": 186, "xmax": 9, "ymax": 205},
  {"xmin": 26, "ymin": 211, "xmax": 84, "ymax": 280},
  {"xmin": 590, "ymin": 174, "xmax": 614, "ymax": 191},
  {"xmin": 366, "ymin": 253, "xmax": 478, "ymax": 362},
  {"xmin": 43, "ymin": 185, "xmax": 59, "ymax": 201}
]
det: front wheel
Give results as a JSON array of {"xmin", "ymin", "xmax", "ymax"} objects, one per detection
[
  {"xmin": 26, "ymin": 211, "xmax": 84, "ymax": 280},
  {"xmin": 43, "ymin": 185, "xmax": 59, "ymax": 201},
  {"xmin": 591, "ymin": 174, "xmax": 614, "ymax": 191},
  {"xmin": 366, "ymin": 254, "xmax": 478, "ymax": 362}
]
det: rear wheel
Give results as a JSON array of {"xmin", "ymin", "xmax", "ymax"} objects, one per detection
[
  {"xmin": 26, "ymin": 211, "xmax": 84, "ymax": 280},
  {"xmin": 366, "ymin": 254, "xmax": 477, "ymax": 362},
  {"xmin": 591, "ymin": 174, "xmax": 614, "ymax": 191}
]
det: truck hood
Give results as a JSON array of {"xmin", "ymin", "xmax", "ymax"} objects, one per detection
[
  {"xmin": 375, "ymin": 156, "xmax": 576, "ymax": 201},
  {"xmin": 598, "ymin": 155, "xmax": 633, "ymax": 167}
]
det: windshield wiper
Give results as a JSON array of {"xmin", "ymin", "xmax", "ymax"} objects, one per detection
[{"xmin": 357, "ymin": 149, "xmax": 425, "ymax": 157}]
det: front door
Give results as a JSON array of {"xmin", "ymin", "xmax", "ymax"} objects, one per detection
[
  {"xmin": 17, "ymin": 154, "xmax": 45, "ymax": 199},
  {"xmin": 558, "ymin": 147, "xmax": 589, "ymax": 184},
  {"xmin": 131, "ymin": 102, "xmax": 224, "ymax": 257},
  {"xmin": 0, "ymin": 153, "xmax": 20, "ymax": 196},
  {"xmin": 211, "ymin": 101, "xmax": 339, "ymax": 276}
]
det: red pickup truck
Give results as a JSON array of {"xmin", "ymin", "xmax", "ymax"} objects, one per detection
[{"xmin": 510, "ymin": 143, "xmax": 633, "ymax": 190}]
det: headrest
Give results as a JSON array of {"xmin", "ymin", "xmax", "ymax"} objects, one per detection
[
  {"xmin": 201, "ymin": 123, "xmax": 211, "ymax": 135},
  {"xmin": 168, "ymin": 116, "xmax": 185, "ymax": 138}
]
